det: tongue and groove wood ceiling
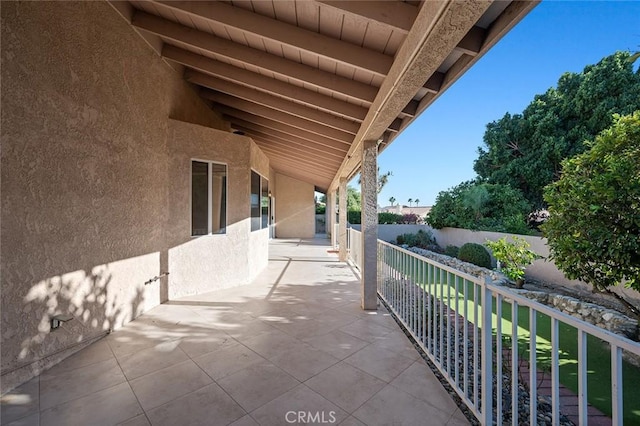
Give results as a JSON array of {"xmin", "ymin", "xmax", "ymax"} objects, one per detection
[{"xmin": 113, "ymin": 0, "xmax": 538, "ymax": 192}]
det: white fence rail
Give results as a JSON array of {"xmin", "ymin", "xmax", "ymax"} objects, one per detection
[
  {"xmin": 345, "ymin": 228, "xmax": 640, "ymax": 426},
  {"xmin": 348, "ymin": 227, "xmax": 362, "ymax": 271}
]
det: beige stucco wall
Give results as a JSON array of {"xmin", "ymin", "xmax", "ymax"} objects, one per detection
[
  {"xmin": 369, "ymin": 224, "xmax": 640, "ymax": 307},
  {"xmin": 0, "ymin": 1, "xmax": 268, "ymax": 392},
  {"xmin": 166, "ymin": 120, "xmax": 269, "ymax": 299},
  {"xmin": 274, "ymin": 173, "xmax": 315, "ymax": 238}
]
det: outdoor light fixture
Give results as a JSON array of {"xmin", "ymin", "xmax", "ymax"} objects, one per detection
[{"xmin": 50, "ymin": 314, "xmax": 74, "ymax": 331}]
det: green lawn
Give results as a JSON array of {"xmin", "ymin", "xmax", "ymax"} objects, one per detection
[{"xmin": 382, "ymin": 256, "xmax": 640, "ymax": 424}]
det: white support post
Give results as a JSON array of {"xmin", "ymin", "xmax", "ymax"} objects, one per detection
[
  {"xmin": 338, "ymin": 178, "xmax": 347, "ymax": 262},
  {"xmin": 326, "ymin": 190, "xmax": 335, "ymax": 245},
  {"xmin": 360, "ymin": 139, "xmax": 378, "ymax": 310}
]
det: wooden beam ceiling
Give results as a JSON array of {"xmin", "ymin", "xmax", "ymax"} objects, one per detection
[
  {"xmin": 203, "ymin": 90, "xmax": 360, "ymax": 135},
  {"xmin": 182, "ymin": 65, "xmax": 368, "ymax": 121},
  {"xmin": 156, "ymin": 1, "xmax": 394, "ymax": 76},
  {"xmin": 132, "ymin": 11, "xmax": 379, "ymax": 104},
  {"xmin": 315, "ymin": 1, "xmax": 418, "ymax": 34},
  {"xmin": 185, "ymin": 67, "xmax": 367, "ymax": 122},
  {"xmin": 219, "ymin": 107, "xmax": 352, "ymax": 150},
  {"xmin": 122, "ymin": 0, "xmax": 539, "ymax": 191}
]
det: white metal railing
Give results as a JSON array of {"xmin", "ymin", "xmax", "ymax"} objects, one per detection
[
  {"xmin": 348, "ymin": 227, "xmax": 362, "ymax": 271},
  {"xmin": 344, "ymin": 231, "xmax": 640, "ymax": 426}
]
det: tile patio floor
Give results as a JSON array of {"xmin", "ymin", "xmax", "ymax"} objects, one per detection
[{"xmin": 1, "ymin": 238, "xmax": 469, "ymax": 426}]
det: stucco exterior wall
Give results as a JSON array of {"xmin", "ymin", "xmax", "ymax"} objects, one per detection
[
  {"xmin": 0, "ymin": 1, "xmax": 268, "ymax": 392},
  {"xmin": 166, "ymin": 120, "xmax": 269, "ymax": 299},
  {"xmin": 274, "ymin": 174, "xmax": 316, "ymax": 238}
]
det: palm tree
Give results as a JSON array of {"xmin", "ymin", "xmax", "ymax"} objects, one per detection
[
  {"xmin": 389, "ymin": 196, "xmax": 396, "ymax": 206},
  {"xmin": 408, "ymin": 198, "xmax": 413, "ymax": 207},
  {"xmin": 415, "ymin": 198, "xmax": 420, "ymax": 207}
]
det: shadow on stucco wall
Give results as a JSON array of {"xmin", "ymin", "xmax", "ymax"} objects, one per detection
[{"xmin": 1, "ymin": 265, "xmax": 148, "ymax": 394}]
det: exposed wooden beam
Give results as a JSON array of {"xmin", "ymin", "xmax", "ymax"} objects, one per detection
[
  {"xmin": 258, "ymin": 150, "xmax": 337, "ymax": 178},
  {"xmin": 206, "ymin": 97, "xmax": 357, "ymax": 143},
  {"xmin": 455, "ymin": 25, "xmax": 486, "ymax": 56},
  {"xmin": 220, "ymin": 109, "xmax": 351, "ymax": 151},
  {"xmin": 251, "ymin": 137, "xmax": 344, "ymax": 167},
  {"xmin": 155, "ymin": 1, "xmax": 393, "ymax": 76},
  {"xmin": 269, "ymin": 162, "xmax": 333, "ymax": 187},
  {"xmin": 185, "ymin": 70, "xmax": 367, "ymax": 129},
  {"xmin": 424, "ymin": 72, "xmax": 445, "ymax": 94},
  {"xmin": 270, "ymin": 166, "xmax": 331, "ymax": 190},
  {"xmin": 201, "ymin": 88, "xmax": 360, "ymax": 135},
  {"xmin": 256, "ymin": 145, "xmax": 342, "ymax": 172},
  {"xmin": 250, "ymin": 136, "xmax": 345, "ymax": 165},
  {"xmin": 399, "ymin": 100, "xmax": 419, "ymax": 118},
  {"xmin": 315, "ymin": 1, "xmax": 418, "ymax": 34},
  {"xmin": 482, "ymin": 1, "xmax": 539, "ymax": 53},
  {"xmin": 231, "ymin": 122, "xmax": 347, "ymax": 159},
  {"xmin": 216, "ymin": 110, "xmax": 349, "ymax": 152},
  {"xmin": 387, "ymin": 118, "xmax": 402, "ymax": 133},
  {"xmin": 244, "ymin": 127, "xmax": 345, "ymax": 160},
  {"xmin": 181, "ymin": 65, "xmax": 367, "ymax": 122},
  {"xmin": 132, "ymin": 11, "xmax": 379, "ymax": 104}
]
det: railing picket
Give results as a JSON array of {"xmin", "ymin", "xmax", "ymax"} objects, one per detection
[
  {"xmin": 447, "ymin": 272, "xmax": 453, "ymax": 377},
  {"xmin": 439, "ymin": 267, "xmax": 445, "ymax": 373},
  {"xmin": 578, "ymin": 330, "xmax": 588, "ymax": 426},
  {"xmin": 463, "ymin": 278, "xmax": 469, "ymax": 401},
  {"xmin": 429, "ymin": 264, "xmax": 434, "ymax": 354},
  {"xmin": 455, "ymin": 276, "xmax": 461, "ymax": 387},
  {"xmin": 529, "ymin": 307, "xmax": 537, "ymax": 426},
  {"xmin": 551, "ymin": 317, "xmax": 560, "ymax": 426},
  {"xmin": 496, "ymin": 294, "xmax": 503, "ymax": 426},
  {"xmin": 512, "ymin": 301, "xmax": 519, "ymax": 426},
  {"xmin": 481, "ymin": 281, "xmax": 493, "ymax": 426},
  {"xmin": 473, "ymin": 282, "xmax": 479, "ymax": 409},
  {"xmin": 612, "ymin": 344, "xmax": 623, "ymax": 426}
]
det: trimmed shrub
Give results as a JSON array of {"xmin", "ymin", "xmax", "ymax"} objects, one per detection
[
  {"xmin": 378, "ymin": 212, "xmax": 403, "ymax": 224},
  {"xmin": 396, "ymin": 230, "xmax": 437, "ymax": 250},
  {"xmin": 400, "ymin": 213, "xmax": 420, "ymax": 224},
  {"xmin": 458, "ymin": 243, "xmax": 492, "ymax": 268},
  {"xmin": 444, "ymin": 245, "xmax": 460, "ymax": 258},
  {"xmin": 347, "ymin": 210, "xmax": 361, "ymax": 224}
]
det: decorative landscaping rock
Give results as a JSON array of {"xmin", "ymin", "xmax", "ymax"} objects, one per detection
[
  {"xmin": 512, "ymin": 290, "xmax": 638, "ymax": 340},
  {"xmin": 403, "ymin": 245, "xmax": 508, "ymax": 284}
]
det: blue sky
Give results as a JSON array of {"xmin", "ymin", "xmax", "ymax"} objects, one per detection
[{"xmin": 370, "ymin": 0, "xmax": 640, "ymax": 207}]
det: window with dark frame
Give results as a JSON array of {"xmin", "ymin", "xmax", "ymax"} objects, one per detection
[
  {"xmin": 251, "ymin": 170, "xmax": 269, "ymax": 232},
  {"xmin": 261, "ymin": 177, "xmax": 269, "ymax": 229},
  {"xmin": 251, "ymin": 171, "xmax": 261, "ymax": 231},
  {"xmin": 191, "ymin": 160, "xmax": 227, "ymax": 236}
]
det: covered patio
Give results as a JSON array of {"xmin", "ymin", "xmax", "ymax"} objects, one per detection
[{"xmin": 1, "ymin": 239, "xmax": 467, "ymax": 426}]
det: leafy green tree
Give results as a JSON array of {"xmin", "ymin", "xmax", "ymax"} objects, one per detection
[
  {"xmin": 415, "ymin": 198, "xmax": 420, "ymax": 206},
  {"xmin": 542, "ymin": 113, "xmax": 640, "ymax": 306},
  {"xmin": 475, "ymin": 51, "xmax": 640, "ymax": 208},
  {"xmin": 347, "ymin": 186, "xmax": 361, "ymax": 212},
  {"xmin": 427, "ymin": 181, "xmax": 531, "ymax": 234},
  {"xmin": 408, "ymin": 198, "xmax": 413, "ymax": 206},
  {"xmin": 389, "ymin": 196, "xmax": 396, "ymax": 206}
]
